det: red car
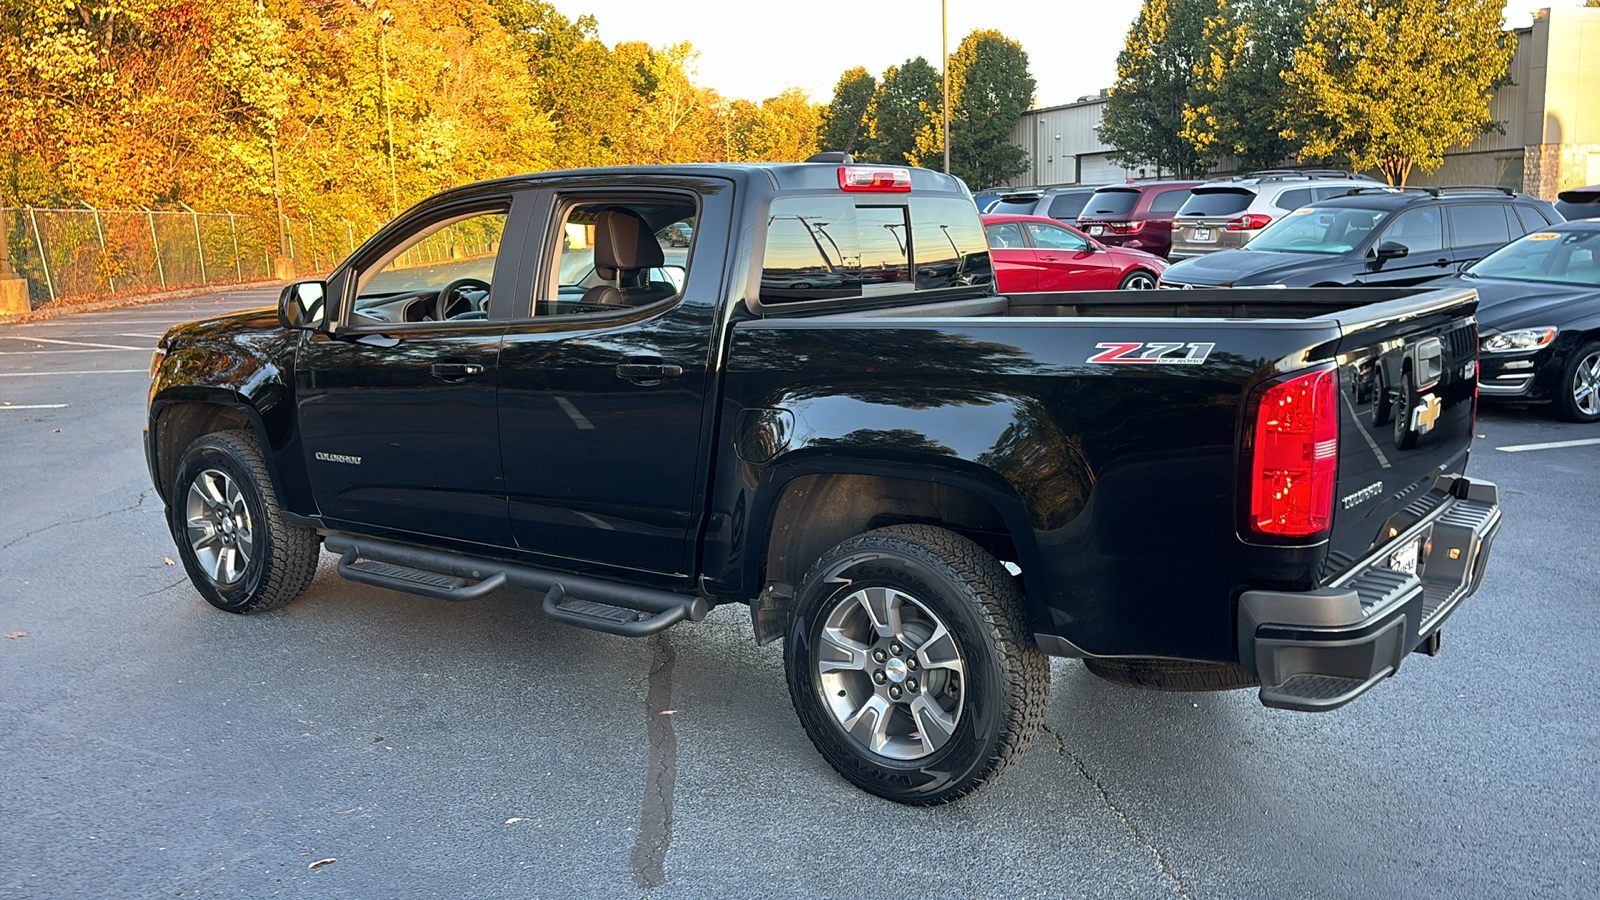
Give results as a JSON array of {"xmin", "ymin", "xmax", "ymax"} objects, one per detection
[{"xmin": 981, "ymin": 214, "xmax": 1167, "ymax": 292}]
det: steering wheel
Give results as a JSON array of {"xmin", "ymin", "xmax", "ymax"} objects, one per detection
[{"xmin": 433, "ymin": 277, "xmax": 491, "ymax": 321}]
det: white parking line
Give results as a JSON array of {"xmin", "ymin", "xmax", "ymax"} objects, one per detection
[
  {"xmin": 1495, "ymin": 437, "xmax": 1600, "ymax": 453},
  {"xmin": 0, "ymin": 404, "xmax": 68, "ymax": 410},
  {"xmin": 2, "ymin": 336, "xmax": 147, "ymax": 350},
  {"xmin": 0, "ymin": 348, "xmax": 149, "ymax": 355},
  {"xmin": 0, "ymin": 369, "xmax": 146, "ymax": 377}
]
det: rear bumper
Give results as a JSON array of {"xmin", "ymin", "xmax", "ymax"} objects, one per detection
[{"xmin": 1237, "ymin": 475, "xmax": 1501, "ymax": 712}]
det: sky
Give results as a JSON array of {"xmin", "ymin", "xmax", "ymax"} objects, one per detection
[{"xmin": 551, "ymin": 0, "xmax": 1569, "ymax": 109}]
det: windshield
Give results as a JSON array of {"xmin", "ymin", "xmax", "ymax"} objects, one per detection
[
  {"xmin": 1246, "ymin": 205, "xmax": 1390, "ymax": 254},
  {"xmin": 1468, "ymin": 229, "xmax": 1600, "ymax": 286}
]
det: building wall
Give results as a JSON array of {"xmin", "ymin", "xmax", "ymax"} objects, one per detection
[{"xmin": 1525, "ymin": 6, "xmax": 1600, "ymax": 197}]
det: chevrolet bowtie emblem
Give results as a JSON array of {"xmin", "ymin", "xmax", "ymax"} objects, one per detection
[{"xmin": 1411, "ymin": 393, "xmax": 1442, "ymax": 435}]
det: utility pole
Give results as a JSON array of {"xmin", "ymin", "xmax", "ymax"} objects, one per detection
[
  {"xmin": 379, "ymin": 8, "xmax": 399, "ymax": 220},
  {"xmin": 942, "ymin": 0, "xmax": 951, "ymax": 175}
]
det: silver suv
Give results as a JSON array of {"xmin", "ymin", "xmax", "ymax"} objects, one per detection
[{"xmin": 1170, "ymin": 170, "xmax": 1382, "ymax": 259}]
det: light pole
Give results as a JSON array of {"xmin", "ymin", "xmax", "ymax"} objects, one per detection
[{"xmin": 942, "ymin": 0, "xmax": 950, "ymax": 175}]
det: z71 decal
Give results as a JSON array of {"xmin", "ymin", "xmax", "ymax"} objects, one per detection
[{"xmin": 1087, "ymin": 342, "xmax": 1216, "ymax": 365}]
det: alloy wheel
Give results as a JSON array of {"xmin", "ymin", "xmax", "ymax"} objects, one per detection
[
  {"xmin": 815, "ymin": 586, "xmax": 966, "ymax": 761},
  {"xmin": 1572, "ymin": 350, "xmax": 1600, "ymax": 418},
  {"xmin": 185, "ymin": 468, "xmax": 255, "ymax": 585}
]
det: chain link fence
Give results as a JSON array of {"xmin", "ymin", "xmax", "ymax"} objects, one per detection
[{"xmin": 1, "ymin": 207, "xmax": 380, "ymax": 310}]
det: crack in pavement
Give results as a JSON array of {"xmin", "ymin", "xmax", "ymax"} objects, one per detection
[
  {"xmin": 630, "ymin": 634, "xmax": 677, "ymax": 889},
  {"xmin": 1, "ymin": 488, "xmax": 156, "ymax": 552},
  {"xmin": 1043, "ymin": 723, "xmax": 1194, "ymax": 899}
]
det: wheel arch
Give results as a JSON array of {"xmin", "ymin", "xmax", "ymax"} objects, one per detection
[{"xmin": 150, "ymin": 392, "xmax": 280, "ymax": 506}]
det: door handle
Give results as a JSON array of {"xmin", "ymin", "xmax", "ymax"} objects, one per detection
[
  {"xmin": 1434, "ymin": 258, "xmax": 1451, "ymax": 267},
  {"xmin": 616, "ymin": 362, "xmax": 684, "ymax": 384},
  {"xmin": 1038, "ymin": 255, "xmax": 1059, "ymax": 261},
  {"xmin": 431, "ymin": 362, "xmax": 486, "ymax": 380}
]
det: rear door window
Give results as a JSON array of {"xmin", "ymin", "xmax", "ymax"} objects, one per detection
[
  {"xmin": 1081, "ymin": 189, "xmax": 1139, "ymax": 218},
  {"xmin": 1447, "ymin": 204, "xmax": 1512, "ymax": 248},
  {"xmin": 984, "ymin": 222, "xmax": 1026, "ymax": 249},
  {"xmin": 1275, "ymin": 188, "xmax": 1314, "ymax": 211},
  {"xmin": 1147, "ymin": 189, "xmax": 1192, "ymax": 213}
]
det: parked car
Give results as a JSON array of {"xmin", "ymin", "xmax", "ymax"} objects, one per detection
[
  {"xmin": 1556, "ymin": 185, "xmax": 1600, "ymax": 220},
  {"xmin": 1169, "ymin": 170, "xmax": 1381, "ymax": 259},
  {"xmin": 1074, "ymin": 180, "xmax": 1203, "ymax": 259},
  {"xmin": 1430, "ymin": 219, "xmax": 1600, "ymax": 421},
  {"xmin": 662, "ymin": 222, "xmax": 693, "ymax": 247},
  {"xmin": 982, "ymin": 213, "xmax": 1165, "ymax": 291},
  {"xmin": 146, "ymin": 160, "xmax": 1501, "ymax": 806},
  {"xmin": 982, "ymin": 185, "xmax": 1104, "ymax": 223},
  {"xmin": 1160, "ymin": 186, "xmax": 1563, "ymax": 288}
]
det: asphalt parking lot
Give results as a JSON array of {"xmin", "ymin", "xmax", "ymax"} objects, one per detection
[{"xmin": 1, "ymin": 288, "xmax": 1597, "ymax": 899}]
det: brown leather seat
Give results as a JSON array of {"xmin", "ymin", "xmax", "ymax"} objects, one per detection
[{"xmin": 581, "ymin": 209, "xmax": 673, "ymax": 307}]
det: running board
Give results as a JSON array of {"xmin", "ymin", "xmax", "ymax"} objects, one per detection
[{"xmin": 324, "ymin": 534, "xmax": 707, "ymax": 637}]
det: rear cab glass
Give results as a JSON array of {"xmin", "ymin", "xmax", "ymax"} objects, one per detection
[
  {"xmin": 1177, "ymin": 188, "xmax": 1254, "ymax": 217},
  {"xmin": 759, "ymin": 196, "xmax": 992, "ymax": 305}
]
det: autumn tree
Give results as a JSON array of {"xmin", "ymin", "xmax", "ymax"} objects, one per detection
[
  {"xmin": 1282, "ymin": 0, "xmax": 1516, "ymax": 185},
  {"xmin": 947, "ymin": 29, "xmax": 1035, "ymax": 188},
  {"xmin": 862, "ymin": 57, "xmax": 942, "ymax": 166},
  {"xmin": 733, "ymin": 88, "xmax": 821, "ymax": 162},
  {"xmin": 1098, "ymin": 0, "xmax": 1220, "ymax": 177},
  {"xmin": 1182, "ymin": 0, "xmax": 1311, "ymax": 172},
  {"xmin": 818, "ymin": 67, "xmax": 876, "ymax": 156}
]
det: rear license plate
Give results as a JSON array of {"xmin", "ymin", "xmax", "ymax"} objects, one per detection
[
  {"xmin": 1087, "ymin": 225, "xmax": 1103, "ymax": 236},
  {"xmin": 1192, "ymin": 227, "xmax": 1214, "ymax": 242},
  {"xmin": 1388, "ymin": 538, "xmax": 1421, "ymax": 576}
]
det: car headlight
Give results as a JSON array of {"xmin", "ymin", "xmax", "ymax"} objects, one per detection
[
  {"xmin": 149, "ymin": 348, "xmax": 166, "ymax": 379},
  {"xmin": 1480, "ymin": 327, "xmax": 1557, "ymax": 353}
]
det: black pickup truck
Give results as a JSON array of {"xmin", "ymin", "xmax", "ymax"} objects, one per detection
[{"xmin": 146, "ymin": 161, "xmax": 1502, "ymax": 804}]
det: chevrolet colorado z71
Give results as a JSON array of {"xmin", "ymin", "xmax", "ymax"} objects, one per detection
[{"xmin": 146, "ymin": 161, "xmax": 1501, "ymax": 804}]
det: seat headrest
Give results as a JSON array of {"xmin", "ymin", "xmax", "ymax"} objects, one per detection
[{"xmin": 592, "ymin": 208, "xmax": 665, "ymax": 277}]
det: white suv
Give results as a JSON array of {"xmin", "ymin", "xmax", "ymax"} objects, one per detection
[{"xmin": 1169, "ymin": 170, "xmax": 1382, "ymax": 259}]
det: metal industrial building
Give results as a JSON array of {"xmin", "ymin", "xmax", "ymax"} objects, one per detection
[{"xmin": 1000, "ymin": 5, "xmax": 1600, "ymax": 200}]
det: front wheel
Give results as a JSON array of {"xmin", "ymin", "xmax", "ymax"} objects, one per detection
[
  {"xmin": 169, "ymin": 429, "xmax": 320, "ymax": 613},
  {"xmin": 1119, "ymin": 269, "xmax": 1159, "ymax": 290},
  {"xmin": 1553, "ymin": 340, "xmax": 1600, "ymax": 423},
  {"xmin": 784, "ymin": 525, "xmax": 1049, "ymax": 805}
]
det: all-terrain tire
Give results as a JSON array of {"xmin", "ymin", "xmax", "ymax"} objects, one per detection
[
  {"xmin": 1083, "ymin": 657, "xmax": 1260, "ymax": 691},
  {"xmin": 169, "ymin": 429, "xmax": 320, "ymax": 613},
  {"xmin": 784, "ymin": 524, "xmax": 1049, "ymax": 805}
]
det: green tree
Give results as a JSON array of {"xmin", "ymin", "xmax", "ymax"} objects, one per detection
[
  {"xmin": 1282, "ymin": 0, "xmax": 1516, "ymax": 185},
  {"xmin": 1182, "ymin": 0, "xmax": 1311, "ymax": 172},
  {"xmin": 862, "ymin": 56, "xmax": 941, "ymax": 166},
  {"xmin": 1098, "ymin": 0, "xmax": 1219, "ymax": 177},
  {"xmin": 818, "ymin": 67, "xmax": 876, "ymax": 156},
  {"xmin": 947, "ymin": 29, "xmax": 1035, "ymax": 188}
]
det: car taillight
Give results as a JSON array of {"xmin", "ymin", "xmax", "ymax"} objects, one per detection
[
  {"xmin": 1249, "ymin": 367, "xmax": 1338, "ymax": 537},
  {"xmin": 838, "ymin": 166, "xmax": 912, "ymax": 192},
  {"xmin": 1226, "ymin": 214, "xmax": 1273, "ymax": 231},
  {"xmin": 1107, "ymin": 221, "xmax": 1145, "ymax": 234}
]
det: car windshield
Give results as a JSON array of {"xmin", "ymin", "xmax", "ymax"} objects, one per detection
[
  {"xmin": 1246, "ymin": 205, "xmax": 1390, "ymax": 254},
  {"xmin": 1468, "ymin": 229, "xmax": 1600, "ymax": 286}
]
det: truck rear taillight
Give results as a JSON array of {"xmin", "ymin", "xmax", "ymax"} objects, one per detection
[
  {"xmin": 1226, "ymin": 214, "xmax": 1273, "ymax": 231},
  {"xmin": 838, "ymin": 166, "xmax": 912, "ymax": 192},
  {"xmin": 1249, "ymin": 367, "xmax": 1338, "ymax": 537}
]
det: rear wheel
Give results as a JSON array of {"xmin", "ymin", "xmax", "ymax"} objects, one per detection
[
  {"xmin": 784, "ymin": 525, "xmax": 1048, "ymax": 805},
  {"xmin": 1119, "ymin": 269, "xmax": 1158, "ymax": 290},
  {"xmin": 1553, "ymin": 340, "xmax": 1600, "ymax": 423},
  {"xmin": 169, "ymin": 429, "xmax": 320, "ymax": 613}
]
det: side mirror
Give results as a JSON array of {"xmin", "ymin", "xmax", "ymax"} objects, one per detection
[
  {"xmin": 1374, "ymin": 241, "xmax": 1409, "ymax": 263},
  {"xmin": 279, "ymin": 280, "xmax": 327, "ymax": 330},
  {"xmin": 653, "ymin": 265, "xmax": 687, "ymax": 291}
]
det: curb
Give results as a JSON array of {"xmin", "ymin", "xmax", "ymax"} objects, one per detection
[{"xmin": 0, "ymin": 280, "xmax": 286, "ymax": 325}]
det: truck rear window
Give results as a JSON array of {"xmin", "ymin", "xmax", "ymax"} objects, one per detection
[{"xmin": 760, "ymin": 196, "xmax": 991, "ymax": 303}]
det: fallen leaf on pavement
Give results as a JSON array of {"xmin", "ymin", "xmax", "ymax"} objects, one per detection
[
  {"xmin": 5, "ymin": 632, "xmax": 27, "ymax": 639},
  {"xmin": 308, "ymin": 858, "xmax": 337, "ymax": 869},
  {"xmin": 163, "ymin": 558, "xmax": 175, "ymax": 566},
  {"xmin": 660, "ymin": 710, "xmax": 677, "ymax": 715},
  {"xmin": 505, "ymin": 818, "xmax": 525, "ymax": 825}
]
